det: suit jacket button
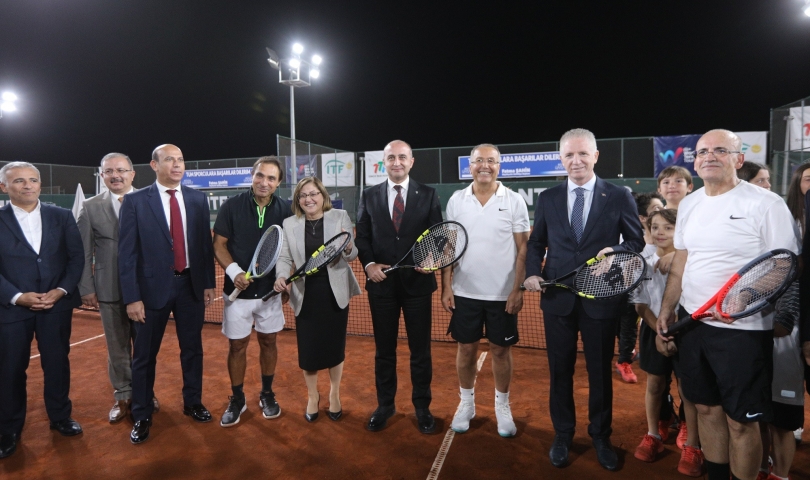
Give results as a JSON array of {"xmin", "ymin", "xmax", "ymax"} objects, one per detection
[{"xmin": 37, "ymin": 258, "xmax": 42, "ymax": 263}]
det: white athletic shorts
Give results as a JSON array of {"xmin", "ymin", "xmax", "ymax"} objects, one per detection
[{"xmin": 221, "ymin": 293, "xmax": 285, "ymax": 339}]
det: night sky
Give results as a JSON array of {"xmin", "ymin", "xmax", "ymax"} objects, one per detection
[{"xmin": 0, "ymin": 0, "xmax": 809, "ymax": 167}]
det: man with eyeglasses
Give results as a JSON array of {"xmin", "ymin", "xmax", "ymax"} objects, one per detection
[
  {"xmin": 212, "ymin": 156, "xmax": 292, "ymax": 427},
  {"xmin": 440, "ymin": 144, "xmax": 529, "ymax": 438},
  {"xmin": 356, "ymin": 140, "xmax": 443, "ymax": 434},
  {"xmin": 524, "ymin": 128, "xmax": 644, "ymax": 471},
  {"xmin": 77, "ymin": 153, "xmax": 162, "ymax": 423},
  {"xmin": 657, "ymin": 129, "xmax": 798, "ymax": 480}
]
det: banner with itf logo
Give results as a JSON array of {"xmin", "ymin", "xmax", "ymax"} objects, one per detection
[
  {"xmin": 363, "ymin": 150, "xmax": 388, "ymax": 185},
  {"xmin": 788, "ymin": 107, "xmax": 810, "ymax": 151},
  {"xmin": 653, "ymin": 135, "xmax": 701, "ymax": 176},
  {"xmin": 320, "ymin": 152, "xmax": 355, "ymax": 187},
  {"xmin": 736, "ymin": 131, "xmax": 767, "ymax": 164}
]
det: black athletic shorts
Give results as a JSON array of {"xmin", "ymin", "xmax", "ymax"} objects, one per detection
[
  {"xmin": 675, "ymin": 306, "xmax": 773, "ymax": 424},
  {"xmin": 447, "ymin": 295, "xmax": 518, "ymax": 347},
  {"xmin": 770, "ymin": 401, "xmax": 804, "ymax": 432},
  {"xmin": 639, "ymin": 321, "xmax": 675, "ymax": 377}
]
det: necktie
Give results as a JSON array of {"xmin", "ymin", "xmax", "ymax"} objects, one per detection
[
  {"xmin": 571, "ymin": 187, "xmax": 585, "ymax": 243},
  {"xmin": 392, "ymin": 185, "xmax": 405, "ymax": 233},
  {"xmin": 167, "ymin": 190, "xmax": 187, "ymax": 271},
  {"xmin": 118, "ymin": 196, "xmax": 123, "ymax": 203}
]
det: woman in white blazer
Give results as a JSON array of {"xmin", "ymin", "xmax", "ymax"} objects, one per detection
[{"xmin": 274, "ymin": 177, "xmax": 361, "ymax": 422}]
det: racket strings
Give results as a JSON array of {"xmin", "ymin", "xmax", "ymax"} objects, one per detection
[
  {"xmin": 574, "ymin": 253, "xmax": 645, "ymax": 297},
  {"xmin": 255, "ymin": 230, "xmax": 282, "ymax": 274},
  {"xmin": 721, "ymin": 253, "xmax": 795, "ymax": 314},
  {"xmin": 412, "ymin": 223, "xmax": 468, "ymax": 269},
  {"xmin": 305, "ymin": 233, "xmax": 350, "ymax": 271}
]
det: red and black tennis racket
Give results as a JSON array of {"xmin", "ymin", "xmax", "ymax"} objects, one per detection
[{"xmin": 662, "ymin": 248, "xmax": 798, "ymax": 335}]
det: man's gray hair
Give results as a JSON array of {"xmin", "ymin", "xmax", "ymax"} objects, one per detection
[
  {"xmin": 560, "ymin": 128, "xmax": 597, "ymax": 151},
  {"xmin": 470, "ymin": 143, "xmax": 501, "ymax": 159},
  {"xmin": 0, "ymin": 161, "xmax": 40, "ymax": 184},
  {"xmin": 100, "ymin": 152, "xmax": 133, "ymax": 169}
]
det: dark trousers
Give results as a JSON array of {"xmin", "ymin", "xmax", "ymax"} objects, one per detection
[
  {"xmin": 544, "ymin": 300, "xmax": 617, "ymax": 439},
  {"xmin": 368, "ymin": 289, "xmax": 432, "ymax": 409},
  {"xmin": 0, "ymin": 309, "xmax": 73, "ymax": 435},
  {"xmin": 615, "ymin": 300, "xmax": 638, "ymax": 364},
  {"xmin": 131, "ymin": 275, "xmax": 205, "ymax": 421}
]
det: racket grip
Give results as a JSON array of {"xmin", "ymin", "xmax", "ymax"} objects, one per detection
[
  {"xmin": 227, "ymin": 288, "xmax": 241, "ymax": 302},
  {"xmin": 262, "ymin": 289, "xmax": 281, "ymax": 302},
  {"xmin": 381, "ymin": 266, "xmax": 394, "ymax": 274},
  {"xmin": 663, "ymin": 316, "xmax": 694, "ymax": 336}
]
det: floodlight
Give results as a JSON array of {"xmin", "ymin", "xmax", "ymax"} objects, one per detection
[
  {"xmin": 310, "ymin": 69, "xmax": 320, "ymax": 79},
  {"xmin": 292, "ymin": 43, "xmax": 304, "ymax": 54},
  {"xmin": 289, "ymin": 58, "xmax": 301, "ymax": 69},
  {"xmin": 0, "ymin": 102, "xmax": 16, "ymax": 112},
  {"xmin": 1, "ymin": 92, "xmax": 17, "ymax": 102},
  {"xmin": 266, "ymin": 47, "xmax": 280, "ymax": 69},
  {"xmin": 311, "ymin": 55, "xmax": 322, "ymax": 65},
  {"xmin": 805, "ymin": 5, "xmax": 810, "ymax": 16}
]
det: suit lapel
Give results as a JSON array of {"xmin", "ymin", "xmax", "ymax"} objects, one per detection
[
  {"xmin": 375, "ymin": 182, "xmax": 398, "ymax": 237},
  {"xmin": 0, "ymin": 204, "xmax": 36, "ymax": 253},
  {"xmin": 293, "ymin": 216, "xmax": 306, "ymax": 266},
  {"xmin": 100, "ymin": 191, "xmax": 118, "ymax": 235},
  {"xmin": 147, "ymin": 183, "xmax": 172, "ymax": 245},
  {"xmin": 553, "ymin": 182, "xmax": 578, "ymax": 245},
  {"xmin": 400, "ymin": 179, "xmax": 420, "ymax": 233},
  {"xmin": 579, "ymin": 177, "xmax": 607, "ymax": 246},
  {"xmin": 39, "ymin": 205, "xmax": 59, "ymax": 254},
  {"xmin": 181, "ymin": 186, "xmax": 196, "ymax": 246}
]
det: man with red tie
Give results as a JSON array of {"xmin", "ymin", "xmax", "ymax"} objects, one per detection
[{"xmin": 118, "ymin": 144, "xmax": 216, "ymax": 444}]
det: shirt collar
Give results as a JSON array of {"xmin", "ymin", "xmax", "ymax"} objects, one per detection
[
  {"xmin": 567, "ymin": 175, "xmax": 596, "ymax": 193},
  {"xmin": 156, "ymin": 181, "xmax": 181, "ymax": 195},
  {"xmin": 387, "ymin": 177, "xmax": 410, "ymax": 192},
  {"xmin": 111, "ymin": 187, "xmax": 134, "ymax": 201},
  {"xmin": 464, "ymin": 181, "xmax": 506, "ymax": 196},
  {"xmin": 11, "ymin": 200, "xmax": 41, "ymax": 216}
]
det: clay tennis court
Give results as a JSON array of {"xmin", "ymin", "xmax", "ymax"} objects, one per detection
[{"xmin": 2, "ymin": 263, "xmax": 810, "ymax": 479}]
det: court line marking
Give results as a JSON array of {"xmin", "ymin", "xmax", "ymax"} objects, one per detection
[
  {"xmin": 426, "ymin": 351, "xmax": 487, "ymax": 480},
  {"xmin": 30, "ymin": 333, "xmax": 106, "ymax": 360}
]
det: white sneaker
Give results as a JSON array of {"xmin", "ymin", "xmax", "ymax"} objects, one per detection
[
  {"xmin": 795, "ymin": 427, "xmax": 803, "ymax": 445},
  {"xmin": 450, "ymin": 399, "xmax": 475, "ymax": 433},
  {"xmin": 495, "ymin": 402, "xmax": 516, "ymax": 437}
]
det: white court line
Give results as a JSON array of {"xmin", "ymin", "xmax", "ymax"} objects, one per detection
[
  {"xmin": 30, "ymin": 333, "xmax": 105, "ymax": 360},
  {"xmin": 426, "ymin": 351, "xmax": 487, "ymax": 480}
]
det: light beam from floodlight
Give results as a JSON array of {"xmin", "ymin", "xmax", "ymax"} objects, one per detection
[
  {"xmin": 805, "ymin": 5, "xmax": 810, "ymax": 16},
  {"xmin": 1, "ymin": 92, "xmax": 17, "ymax": 102},
  {"xmin": 310, "ymin": 69, "xmax": 320, "ymax": 79},
  {"xmin": 292, "ymin": 43, "xmax": 303, "ymax": 54},
  {"xmin": 312, "ymin": 55, "xmax": 322, "ymax": 65}
]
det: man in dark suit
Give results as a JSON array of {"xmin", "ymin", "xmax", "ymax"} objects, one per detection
[
  {"xmin": 119, "ymin": 144, "xmax": 216, "ymax": 444},
  {"xmin": 356, "ymin": 140, "xmax": 443, "ymax": 434},
  {"xmin": 524, "ymin": 129, "xmax": 644, "ymax": 471},
  {"xmin": 0, "ymin": 162, "xmax": 85, "ymax": 459}
]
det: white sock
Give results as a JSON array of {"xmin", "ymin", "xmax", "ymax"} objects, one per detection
[
  {"xmin": 647, "ymin": 432, "xmax": 661, "ymax": 440},
  {"xmin": 460, "ymin": 387, "xmax": 474, "ymax": 402},
  {"xmin": 495, "ymin": 389, "xmax": 509, "ymax": 404}
]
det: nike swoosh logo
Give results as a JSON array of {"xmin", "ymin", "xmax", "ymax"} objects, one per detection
[
  {"xmin": 505, "ymin": 336, "xmax": 515, "ymax": 341},
  {"xmin": 729, "ymin": 215, "xmax": 746, "ymax": 220},
  {"xmin": 499, "ymin": 208, "xmax": 508, "ymax": 211},
  {"xmin": 745, "ymin": 412, "xmax": 763, "ymax": 419}
]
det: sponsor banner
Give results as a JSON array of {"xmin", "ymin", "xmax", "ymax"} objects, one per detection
[
  {"xmin": 653, "ymin": 135, "xmax": 701, "ymax": 176},
  {"xmin": 788, "ymin": 107, "xmax": 810, "ymax": 151},
  {"xmin": 736, "ymin": 131, "xmax": 767, "ymax": 164},
  {"xmin": 283, "ymin": 154, "xmax": 318, "ymax": 183},
  {"xmin": 364, "ymin": 150, "xmax": 388, "ymax": 185},
  {"xmin": 321, "ymin": 152, "xmax": 355, "ymax": 187},
  {"xmin": 458, "ymin": 151, "xmax": 565, "ymax": 180},
  {"xmin": 181, "ymin": 167, "xmax": 253, "ymax": 189}
]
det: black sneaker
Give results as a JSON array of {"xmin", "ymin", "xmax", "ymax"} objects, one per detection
[
  {"xmin": 220, "ymin": 396, "xmax": 246, "ymax": 427},
  {"xmin": 259, "ymin": 392, "xmax": 281, "ymax": 419}
]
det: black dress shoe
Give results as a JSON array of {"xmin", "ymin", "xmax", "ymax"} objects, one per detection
[
  {"xmin": 183, "ymin": 404, "xmax": 212, "ymax": 423},
  {"xmin": 304, "ymin": 411, "xmax": 319, "ymax": 422},
  {"xmin": 130, "ymin": 418, "xmax": 152, "ymax": 445},
  {"xmin": 366, "ymin": 406, "xmax": 395, "ymax": 432},
  {"xmin": 49, "ymin": 418, "xmax": 83, "ymax": 437},
  {"xmin": 327, "ymin": 410, "xmax": 342, "ymax": 421},
  {"xmin": 593, "ymin": 437, "xmax": 619, "ymax": 471},
  {"xmin": 415, "ymin": 408, "xmax": 436, "ymax": 434},
  {"xmin": 549, "ymin": 433, "xmax": 573, "ymax": 468},
  {"xmin": 0, "ymin": 433, "xmax": 19, "ymax": 459}
]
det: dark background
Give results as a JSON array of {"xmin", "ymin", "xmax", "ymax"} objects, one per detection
[{"xmin": 0, "ymin": 0, "xmax": 809, "ymax": 167}]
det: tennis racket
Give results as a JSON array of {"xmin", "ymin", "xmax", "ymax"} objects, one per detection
[
  {"xmin": 262, "ymin": 231, "xmax": 351, "ymax": 301},
  {"xmin": 382, "ymin": 221, "xmax": 468, "ymax": 273},
  {"xmin": 663, "ymin": 248, "xmax": 799, "ymax": 335},
  {"xmin": 228, "ymin": 225, "xmax": 284, "ymax": 301},
  {"xmin": 521, "ymin": 251, "xmax": 647, "ymax": 299}
]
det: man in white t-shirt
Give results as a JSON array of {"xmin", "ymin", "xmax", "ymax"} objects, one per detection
[
  {"xmin": 441, "ymin": 144, "xmax": 530, "ymax": 438},
  {"xmin": 657, "ymin": 129, "xmax": 799, "ymax": 480}
]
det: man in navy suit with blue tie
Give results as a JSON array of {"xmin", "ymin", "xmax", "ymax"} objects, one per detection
[
  {"xmin": 524, "ymin": 129, "xmax": 644, "ymax": 471},
  {"xmin": 119, "ymin": 144, "xmax": 216, "ymax": 444},
  {"xmin": 0, "ymin": 162, "xmax": 85, "ymax": 459}
]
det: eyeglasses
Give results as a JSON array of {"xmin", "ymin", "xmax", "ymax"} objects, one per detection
[
  {"xmin": 102, "ymin": 168, "xmax": 132, "ymax": 176},
  {"xmin": 695, "ymin": 148, "xmax": 740, "ymax": 159},
  {"xmin": 298, "ymin": 191, "xmax": 321, "ymax": 200},
  {"xmin": 470, "ymin": 159, "xmax": 500, "ymax": 166}
]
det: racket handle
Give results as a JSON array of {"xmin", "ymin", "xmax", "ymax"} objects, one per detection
[
  {"xmin": 228, "ymin": 272, "xmax": 252, "ymax": 302},
  {"xmin": 381, "ymin": 266, "xmax": 394, "ymax": 274},
  {"xmin": 663, "ymin": 315, "xmax": 694, "ymax": 336},
  {"xmin": 262, "ymin": 289, "xmax": 281, "ymax": 302}
]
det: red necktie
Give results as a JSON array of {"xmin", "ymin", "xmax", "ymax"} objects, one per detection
[
  {"xmin": 167, "ymin": 189, "xmax": 187, "ymax": 271},
  {"xmin": 392, "ymin": 185, "xmax": 405, "ymax": 233}
]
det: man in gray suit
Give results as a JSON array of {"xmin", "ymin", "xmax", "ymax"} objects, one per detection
[{"xmin": 77, "ymin": 153, "xmax": 158, "ymax": 422}]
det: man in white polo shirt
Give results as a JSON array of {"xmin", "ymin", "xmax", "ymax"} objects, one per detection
[
  {"xmin": 441, "ymin": 143, "xmax": 530, "ymax": 438},
  {"xmin": 657, "ymin": 129, "xmax": 799, "ymax": 480}
]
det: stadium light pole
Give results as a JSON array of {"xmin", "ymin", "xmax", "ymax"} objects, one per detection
[
  {"xmin": 266, "ymin": 44, "xmax": 322, "ymax": 186},
  {"xmin": 0, "ymin": 91, "xmax": 18, "ymax": 119}
]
